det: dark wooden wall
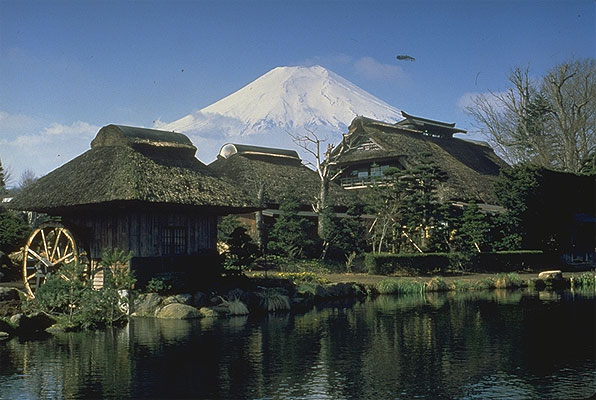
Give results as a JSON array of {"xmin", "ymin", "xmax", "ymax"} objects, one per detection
[{"xmin": 65, "ymin": 209, "xmax": 217, "ymax": 259}]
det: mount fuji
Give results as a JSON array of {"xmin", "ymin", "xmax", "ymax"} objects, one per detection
[{"xmin": 156, "ymin": 65, "xmax": 403, "ymax": 163}]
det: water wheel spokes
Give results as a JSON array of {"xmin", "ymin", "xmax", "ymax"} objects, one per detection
[{"xmin": 22, "ymin": 225, "xmax": 78, "ymax": 298}]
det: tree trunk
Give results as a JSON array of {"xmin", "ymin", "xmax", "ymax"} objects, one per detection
[{"xmin": 256, "ymin": 183, "xmax": 265, "ymax": 252}]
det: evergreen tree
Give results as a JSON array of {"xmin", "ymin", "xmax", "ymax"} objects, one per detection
[{"xmin": 267, "ymin": 192, "xmax": 318, "ymax": 258}]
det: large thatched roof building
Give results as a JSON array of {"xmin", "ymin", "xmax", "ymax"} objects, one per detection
[
  {"xmin": 333, "ymin": 113, "xmax": 508, "ymax": 204},
  {"xmin": 9, "ymin": 125, "xmax": 257, "ymax": 282},
  {"xmin": 10, "ymin": 125, "xmax": 252, "ymax": 214},
  {"xmin": 209, "ymin": 143, "xmax": 351, "ymax": 210}
]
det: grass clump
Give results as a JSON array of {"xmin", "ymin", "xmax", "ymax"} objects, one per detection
[
  {"xmin": 257, "ymin": 288, "xmax": 291, "ymax": 312},
  {"xmin": 450, "ymin": 280, "xmax": 473, "ymax": 291},
  {"xmin": 219, "ymin": 297, "xmax": 249, "ymax": 315},
  {"xmin": 571, "ymin": 272, "xmax": 596, "ymax": 289},
  {"xmin": 376, "ymin": 279, "xmax": 425, "ymax": 295},
  {"xmin": 425, "ymin": 277, "xmax": 450, "ymax": 292},
  {"xmin": 495, "ymin": 272, "xmax": 525, "ymax": 289}
]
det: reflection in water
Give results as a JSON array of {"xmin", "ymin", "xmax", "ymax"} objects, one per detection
[{"xmin": 1, "ymin": 290, "xmax": 594, "ymax": 399}]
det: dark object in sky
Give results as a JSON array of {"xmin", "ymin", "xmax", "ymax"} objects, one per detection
[{"xmin": 396, "ymin": 55, "xmax": 415, "ymax": 61}]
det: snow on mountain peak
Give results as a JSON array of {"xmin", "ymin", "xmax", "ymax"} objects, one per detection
[{"xmin": 158, "ymin": 65, "xmax": 402, "ymax": 163}]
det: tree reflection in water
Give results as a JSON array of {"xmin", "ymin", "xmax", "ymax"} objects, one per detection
[{"xmin": 1, "ymin": 290, "xmax": 594, "ymax": 399}]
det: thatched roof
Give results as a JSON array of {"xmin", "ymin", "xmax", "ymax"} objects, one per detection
[
  {"xmin": 8, "ymin": 125, "xmax": 256, "ymax": 214},
  {"xmin": 209, "ymin": 143, "xmax": 352, "ymax": 208},
  {"xmin": 335, "ymin": 116, "xmax": 509, "ymax": 203}
]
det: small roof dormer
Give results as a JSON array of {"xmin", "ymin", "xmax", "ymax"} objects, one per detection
[{"xmin": 396, "ymin": 111, "xmax": 466, "ymax": 138}]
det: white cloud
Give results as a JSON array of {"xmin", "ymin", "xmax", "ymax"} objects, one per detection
[
  {"xmin": 457, "ymin": 91, "xmax": 508, "ymax": 113},
  {"xmin": 353, "ymin": 57, "xmax": 405, "ymax": 81},
  {"xmin": 43, "ymin": 121, "xmax": 98, "ymax": 136},
  {"xmin": 0, "ymin": 110, "xmax": 100, "ymax": 186}
]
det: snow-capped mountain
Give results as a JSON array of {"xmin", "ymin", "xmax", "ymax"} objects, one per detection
[{"xmin": 156, "ymin": 65, "xmax": 402, "ymax": 163}]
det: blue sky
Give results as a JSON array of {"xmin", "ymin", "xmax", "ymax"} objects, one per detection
[{"xmin": 1, "ymin": 0, "xmax": 594, "ymax": 185}]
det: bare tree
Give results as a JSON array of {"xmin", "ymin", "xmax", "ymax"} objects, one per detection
[
  {"xmin": 19, "ymin": 169, "xmax": 37, "ymax": 190},
  {"xmin": 287, "ymin": 127, "xmax": 351, "ymax": 240},
  {"xmin": 542, "ymin": 59, "xmax": 596, "ymax": 172},
  {"xmin": 467, "ymin": 59, "xmax": 595, "ymax": 173}
]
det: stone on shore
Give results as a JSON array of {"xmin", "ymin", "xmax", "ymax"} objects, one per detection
[
  {"xmin": 535, "ymin": 270, "xmax": 569, "ymax": 290},
  {"xmin": 132, "ymin": 293, "xmax": 163, "ymax": 317},
  {"xmin": 155, "ymin": 303, "xmax": 202, "ymax": 319},
  {"xmin": 10, "ymin": 312, "xmax": 56, "ymax": 333},
  {"xmin": 163, "ymin": 294, "xmax": 193, "ymax": 306},
  {"xmin": 0, "ymin": 287, "xmax": 19, "ymax": 302},
  {"xmin": 538, "ymin": 270, "xmax": 563, "ymax": 281}
]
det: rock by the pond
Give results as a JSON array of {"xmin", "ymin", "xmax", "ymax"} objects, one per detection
[
  {"xmin": 0, "ymin": 287, "xmax": 19, "ymax": 301},
  {"xmin": 10, "ymin": 312, "xmax": 56, "ymax": 333},
  {"xmin": 162, "ymin": 294, "xmax": 193, "ymax": 306},
  {"xmin": 199, "ymin": 306, "xmax": 225, "ymax": 318},
  {"xmin": 155, "ymin": 303, "xmax": 201, "ymax": 319},
  {"xmin": 132, "ymin": 293, "xmax": 163, "ymax": 317},
  {"xmin": 535, "ymin": 270, "xmax": 569, "ymax": 290},
  {"xmin": 538, "ymin": 270, "xmax": 563, "ymax": 281}
]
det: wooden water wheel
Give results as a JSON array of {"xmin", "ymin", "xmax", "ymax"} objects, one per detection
[{"xmin": 22, "ymin": 225, "xmax": 79, "ymax": 298}]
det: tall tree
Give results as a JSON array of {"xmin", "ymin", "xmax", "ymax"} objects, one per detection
[
  {"xmin": 0, "ymin": 158, "xmax": 8, "ymax": 196},
  {"xmin": 467, "ymin": 58, "xmax": 595, "ymax": 173},
  {"xmin": 368, "ymin": 153, "xmax": 448, "ymax": 253},
  {"xmin": 288, "ymin": 127, "xmax": 351, "ymax": 246}
]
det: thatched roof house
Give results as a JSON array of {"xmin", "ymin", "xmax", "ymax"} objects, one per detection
[
  {"xmin": 209, "ymin": 143, "xmax": 352, "ymax": 210},
  {"xmin": 10, "ymin": 125, "xmax": 253, "ymax": 214},
  {"xmin": 334, "ymin": 114, "xmax": 508, "ymax": 204},
  {"xmin": 9, "ymin": 125, "xmax": 257, "ymax": 282}
]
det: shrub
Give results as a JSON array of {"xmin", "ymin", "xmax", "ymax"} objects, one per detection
[
  {"xmin": 25, "ymin": 249, "xmax": 136, "ymax": 330},
  {"xmin": 375, "ymin": 278, "xmax": 425, "ymax": 295},
  {"xmin": 146, "ymin": 277, "xmax": 172, "ymax": 294}
]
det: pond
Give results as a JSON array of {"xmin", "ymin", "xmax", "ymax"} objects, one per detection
[{"xmin": 1, "ymin": 289, "xmax": 594, "ymax": 399}]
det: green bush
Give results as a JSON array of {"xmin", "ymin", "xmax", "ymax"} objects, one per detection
[
  {"xmin": 146, "ymin": 277, "xmax": 172, "ymax": 294},
  {"xmin": 25, "ymin": 249, "xmax": 136, "ymax": 330}
]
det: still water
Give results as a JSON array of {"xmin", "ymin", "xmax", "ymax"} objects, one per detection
[{"xmin": 1, "ymin": 290, "xmax": 595, "ymax": 399}]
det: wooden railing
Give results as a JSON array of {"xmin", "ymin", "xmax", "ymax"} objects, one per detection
[{"xmin": 340, "ymin": 176, "xmax": 387, "ymax": 188}]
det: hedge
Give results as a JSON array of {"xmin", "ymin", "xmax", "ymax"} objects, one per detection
[
  {"xmin": 365, "ymin": 252, "xmax": 452, "ymax": 275},
  {"xmin": 365, "ymin": 250, "xmax": 550, "ymax": 275},
  {"xmin": 475, "ymin": 250, "xmax": 551, "ymax": 272}
]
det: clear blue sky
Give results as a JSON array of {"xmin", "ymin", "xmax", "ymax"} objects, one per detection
[{"xmin": 1, "ymin": 0, "xmax": 594, "ymax": 184}]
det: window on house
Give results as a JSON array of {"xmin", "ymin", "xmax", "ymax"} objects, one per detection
[
  {"xmin": 162, "ymin": 226, "xmax": 187, "ymax": 255},
  {"xmin": 370, "ymin": 164, "xmax": 390, "ymax": 177}
]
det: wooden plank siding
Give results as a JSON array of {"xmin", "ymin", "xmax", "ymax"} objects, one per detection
[{"xmin": 64, "ymin": 210, "xmax": 217, "ymax": 260}]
